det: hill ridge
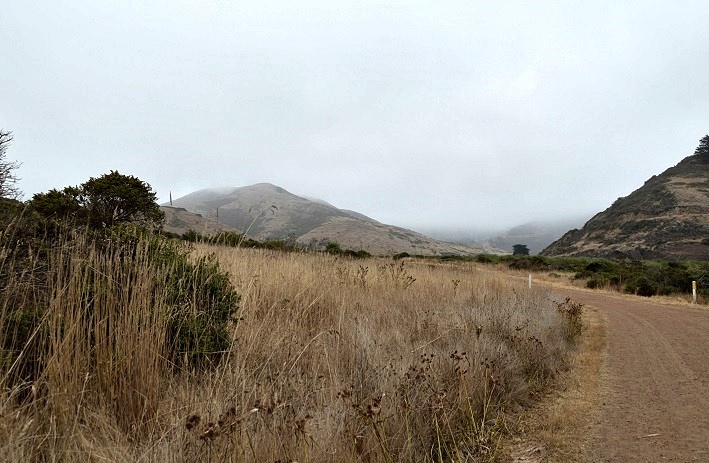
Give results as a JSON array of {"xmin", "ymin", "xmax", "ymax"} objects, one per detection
[
  {"xmin": 542, "ymin": 153, "xmax": 709, "ymax": 260},
  {"xmin": 165, "ymin": 184, "xmax": 501, "ymax": 256}
]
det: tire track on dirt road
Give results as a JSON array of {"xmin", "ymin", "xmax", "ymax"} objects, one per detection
[{"xmin": 554, "ymin": 289, "xmax": 709, "ymax": 462}]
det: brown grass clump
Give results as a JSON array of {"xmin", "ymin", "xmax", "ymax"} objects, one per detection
[{"xmin": 0, "ymin": 227, "xmax": 582, "ymax": 462}]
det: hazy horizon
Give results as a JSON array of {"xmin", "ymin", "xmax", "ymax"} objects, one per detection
[
  {"xmin": 3, "ymin": 1, "xmax": 708, "ymax": 231},
  {"xmin": 164, "ymin": 182, "xmax": 593, "ymax": 242}
]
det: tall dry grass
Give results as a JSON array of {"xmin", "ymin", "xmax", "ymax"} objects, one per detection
[{"xmin": 0, "ymin": 228, "xmax": 581, "ymax": 462}]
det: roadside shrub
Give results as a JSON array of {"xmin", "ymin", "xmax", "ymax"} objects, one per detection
[
  {"xmin": 586, "ymin": 277, "xmax": 608, "ymax": 289},
  {"xmin": 555, "ymin": 297, "xmax": 584, "ymax": 342},
  {"xmin": 507, "ymin": 255, "xmax": 549, "ymax": 271},
  {"xmin": 625, "ymin": 276, "xmax": 656, "ymax": 297}
]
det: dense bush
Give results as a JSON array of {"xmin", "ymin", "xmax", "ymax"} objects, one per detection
[
  {"xmin": 159, "ymin": 245, "xmax": 240, "ymax": 368},
  {"xmin": 30, "ymin": 171, "xmax": 164, "ymax": 229},
  {"xmin": 99, "ymin": 226, "xmax": 241, "ymax": 369},
  {"xmin": 323, "ymin": 240, "xmax": 371, "ymax": 258},
  {"xmin": 1, "ymin": 218, "xmax": 241, "ymax": 389}
]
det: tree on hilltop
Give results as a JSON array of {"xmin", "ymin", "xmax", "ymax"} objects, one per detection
[
  {"xmin": 695, "ymin": 134, "xmax": 709, "ymax": 156},
  {"xmin": 0, "ymin": 130, "xmax": 22, "ymax": 199}
]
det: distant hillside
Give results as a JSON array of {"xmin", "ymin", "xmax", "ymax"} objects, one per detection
[
  {"xmin": 542, "ymin": 152, "xmax": 709, "ymax": 261},
  {"xmin": 297, "ymin": 217, "xmax": 500, "ymax": 256},
  {"xmin": 489, "ymin": 217, "xmax": 590, "ymax": 255},
  {"xmin": 161, "ymin": 206, "xmax": 240, "ymax": 236},
  {"xmin": 167, "ymin": 184, "xmax": 501, "ymax": 256}
]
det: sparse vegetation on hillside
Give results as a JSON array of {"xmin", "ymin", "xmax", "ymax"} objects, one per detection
[{"xmin": 542, "ymin": 138, "xmax": 709, "ymax": 261}]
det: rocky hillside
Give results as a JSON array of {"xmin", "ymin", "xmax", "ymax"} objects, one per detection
[
  {"xmin": 542, "ymin": 152, "xmax": 709, "ymax": 261},
  {"xmin": 167, "ymin": 184, "xmax": 501, "ymax": 256}
]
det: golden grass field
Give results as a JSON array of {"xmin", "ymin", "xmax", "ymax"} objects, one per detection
[{"xmin": 0, "ymin": 232, "xmax": 583, "ymax": 462}]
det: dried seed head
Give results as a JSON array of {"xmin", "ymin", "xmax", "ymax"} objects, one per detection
[{"xmin": 185, "ymin": 414, "xmax": 201, "ymax": 431}]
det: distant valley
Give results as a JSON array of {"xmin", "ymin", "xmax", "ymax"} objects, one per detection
[{"xmin": 422, "ymin": 217, "xmax": 590, "ymax": 255}]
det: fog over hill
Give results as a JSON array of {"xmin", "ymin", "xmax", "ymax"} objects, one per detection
[
  {"xmin": 487, "ymin": 217, "xmax": 592, "ymax": 255},
  {"xmin": 417, "ymin": 215, "xmax": 591, "ymax": 255},
  {"xmin": 166, "ymin": 184, "xmax": 503, "ymax": 256}
]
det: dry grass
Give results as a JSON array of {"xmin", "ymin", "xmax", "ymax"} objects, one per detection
[
  {"xmin": 0, "ymin": 230, "xmax": 583, "ymax": 462},
  {"xmin": 508, "ymin": 307, "xmax": 607, "ymax": 463}
]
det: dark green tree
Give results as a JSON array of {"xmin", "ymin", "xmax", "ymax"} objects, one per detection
[
  {"xmin": 30, "ymin": 187, "xmax": 83, "ymax": 221},
  {"xmin": 0, "ymin": 130, "xmax": 21, "ymax": 199},
  {"xmin": 80, "ymin": 171, "xmax": 163, "ymax": 228},
  {"xmin": 694, "ymin": 134, "xmax": 709, "ymax": 156},
  {"xmin": 30, "ymin": 171, "xmax": 164, "ymax": 229},
  {"xmin": 512, "ymin": 244, "xmax": 530, "ymax": 255}
]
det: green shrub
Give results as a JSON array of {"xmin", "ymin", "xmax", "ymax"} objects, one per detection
[
  {"xmin": 508, "ymin": 255, "xmax": 549, "ymax": 271},
  {"xmin": 325, "ymin": 242, "xmax": 342, "ymax": 254},
  {"xmin": 343, "ymin": 249, "xmax": 371, "ymax": 259},
  {"xmin": 625, "ymin": 277, "xmax": 656, "ymax": 297},
  {"xmin": 113, "ymin": 229, "xmax": 241, "ymax": 369},
  {"xmin": 586, "ymin": 277, "xmax": 607, "ymax": 289},
  {"xmin": 161, "ymin": 249, "xmax": 240, "ymax": 369},
  {"xmin": 1, "ymin": 221, "xmax": 240, "ymax": 381},
  {"xmin": 182, "ymin": 229, "xmax": 203, "ymax": 242}
]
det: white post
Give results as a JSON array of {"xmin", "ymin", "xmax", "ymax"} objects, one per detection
[
  {"xmin": 528, "ymin": 273, "xmax": 532, "ymax": 289},
  {"xmin": 692, "ymin": 281, "xmax": 697, "ymax": 304}
]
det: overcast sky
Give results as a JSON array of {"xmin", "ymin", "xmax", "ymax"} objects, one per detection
[{"xmin": 2, "ymin": 1, "xmax": 708, "ymax": 232}]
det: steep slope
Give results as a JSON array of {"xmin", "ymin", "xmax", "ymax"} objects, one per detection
[
  {"xmin": 542, "ymin": 153, "xmax": 709, "ymax": 260},
  {"xmin": 168, "ymin": 184, "xmax": 499, "ymax": 256}
]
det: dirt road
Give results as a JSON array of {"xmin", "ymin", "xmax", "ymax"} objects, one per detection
[{"xmin": 555, "ymin": 289, "xmax": 709, "ymax": 462}]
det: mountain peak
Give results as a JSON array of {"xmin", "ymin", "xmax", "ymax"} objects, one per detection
[{"xmin": 168, "ymin": 183, "xmax": 499, "ymax": 256}]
